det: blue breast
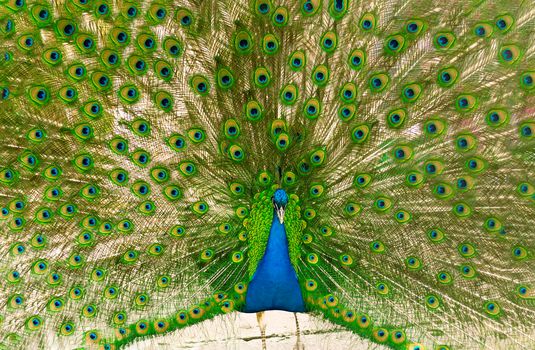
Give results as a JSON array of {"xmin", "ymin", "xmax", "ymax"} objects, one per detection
[{"xmin": 243, "ymin": 211, "xmax": 306, "ymax": 313}]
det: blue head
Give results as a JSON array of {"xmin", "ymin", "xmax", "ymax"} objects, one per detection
[
  {"xmin": 273, "ymin": 189, "xmax": 288, "ymax": 223},
  {"xmin": 273, "ymin": 189, "xmax": 289, "ymax": 207}
]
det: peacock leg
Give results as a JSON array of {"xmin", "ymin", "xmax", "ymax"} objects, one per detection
[
  {"xmin": 256, "ymin": 311, "xmax": 267, "ymax": 350},
  {"xmin": 293, "ymin": 313, "xmax": 304, "ymax": 350}
]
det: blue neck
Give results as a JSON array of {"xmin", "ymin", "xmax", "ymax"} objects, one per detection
[{"xmin": 243, "ymin": 211, "xmax": 305, "ymax": 313}]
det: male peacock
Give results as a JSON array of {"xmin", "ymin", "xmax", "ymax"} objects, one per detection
[{"xmin": 0, "ymin": 0, "xmax": 534, "ymax": 349}]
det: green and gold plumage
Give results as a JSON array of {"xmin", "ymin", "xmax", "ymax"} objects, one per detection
[{"xmin": 0, "ymin": 0, "xmax": 534, "ymax": 348}]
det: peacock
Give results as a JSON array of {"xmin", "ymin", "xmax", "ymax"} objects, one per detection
[{"xmin": 0, "ymin": 0, "xmax": 534, "ymax": 349}]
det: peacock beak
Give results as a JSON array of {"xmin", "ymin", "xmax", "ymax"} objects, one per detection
[
  {"xmin": 272, "ymin": 190, "xmax": 288, "ymax": 224},
  {"xmin": 275, "ymin": 205, "xmax": 285, "ymax": 224}
]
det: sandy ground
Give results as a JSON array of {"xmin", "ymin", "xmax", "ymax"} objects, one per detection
[{"xmin": 125, "ymin": 311, "xmax": 390, "ymax": 350}]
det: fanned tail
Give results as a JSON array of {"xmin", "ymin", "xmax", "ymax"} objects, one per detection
[{"xmin": 0, "ymin": 0, "xmax": 534, "ymax": 349}]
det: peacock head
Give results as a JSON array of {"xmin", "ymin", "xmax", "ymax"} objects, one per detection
[{"xmin": 272, "ymin": 188, "xmax": 288, "ymax": 224}]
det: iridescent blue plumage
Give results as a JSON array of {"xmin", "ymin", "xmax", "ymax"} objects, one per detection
[
  {"xmin": 273, "ymin": 188, "xmax": 289, "ymax": 206},
  {"xmin": 244, "ymin": 189, "xmax": 305, "ymax": 312}
]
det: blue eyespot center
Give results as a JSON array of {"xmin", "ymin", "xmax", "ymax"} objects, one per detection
[
  {"xmin": 259, "ymin": 3, "xmax": 269, "ymax": 13},
  {"xmin": 181, "ymin": 16, "xmax": 191, "ymax": 25},
  {"xmin": 127, "ymin": 7, "xmax": 137, "ymax": 17},
  {"xmin": 239, "ymin": 39, "xmax": 248, "ymax": 49},
  {"xmin": 39, "ymin": 10, "xmax": 49, "ymax": 19},
  {"xmin": 502, "ymin": 49, "xmax": 513, "ymax": 61},
  {"xmin": 117, "ymin": 32, "xmax": 127, "ymax": 42},
  {"xmin": 83, "ymin": 38, "xmax": 93, "ymax": 48},
  {"xmin": 161, "ymin": 98, "xmax": 170, "ymax": 107},
  {"xmin": 64, "ymin": 24, "xmax": 74, "ymax": 35},
  {"xmin": 98, "ymin": 4, "xmax": 108, "ymax": 14},
  {"xmin": 156, "ymin": 8, "xmax": 166, "ymax": 19},
  {"xmin": 372, "ymin": 78, "xmax": 381, "ymax": 87}
]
